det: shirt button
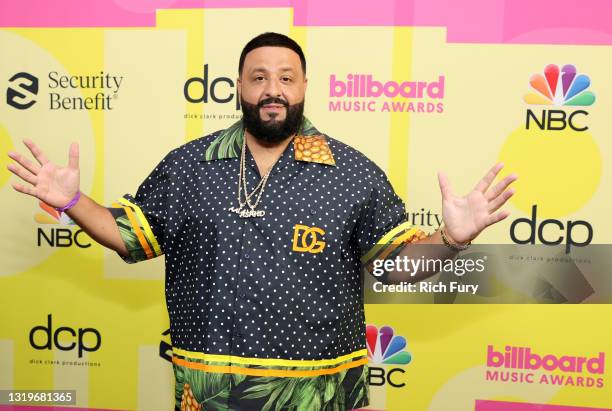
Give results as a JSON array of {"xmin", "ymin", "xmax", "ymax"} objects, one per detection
[
  {"xmin": 238, "ymin": 292, "xmax": 246, "ymax": 299},
  {"xmin": 310, "ymin": 209, "xmax": 317, "ymax": 215},
  {"xmin": 244, "ymin": 253, "xmax": 250, "ymax": 259}
]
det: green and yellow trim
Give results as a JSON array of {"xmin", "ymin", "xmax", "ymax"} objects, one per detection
[
  {"xmin": 108, "ymin": 195, "xmax": 164, "ymax": 263},
  {"xmin": 360, "ymin": 222, "xmax": 427, "ymax": 270},
  {"xmin": 118, "ymin": 196, "xmax": 162, "ymax": 256},
  {"xmin": 172, "ymin": 348, "xmax": 368, "ymax": 378}
]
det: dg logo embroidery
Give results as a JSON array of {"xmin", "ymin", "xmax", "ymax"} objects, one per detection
[{"xmin": 292, "ymin": 224, "xmax": 326, "ymax": 254}]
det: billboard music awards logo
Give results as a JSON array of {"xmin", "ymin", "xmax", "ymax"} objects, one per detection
[
  {"xmin": 485, "ymin": 345, "xmax": 605, "ymax": 389},
  {"xmin": 524, "ymin": 64, "xmax": 595, "ymax": 131},
  {"xmin": 5, "ymin": 70, "xmax": 122, "ymax": 111},
  {"xmin": 35, "ymin": 201, "xmax": 91, "ymax": 248},
  {"xmin": 328, "ymin": 74, "xmax": 445, "ymax": 113},
  {"xmin": 367, "ymin": 325, "xmax": 412, "ymax": 388}
]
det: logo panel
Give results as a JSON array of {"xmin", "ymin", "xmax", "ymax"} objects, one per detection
[{"xmin": 292, "ymin": 224, "xmax": 326, "ymax": 253}]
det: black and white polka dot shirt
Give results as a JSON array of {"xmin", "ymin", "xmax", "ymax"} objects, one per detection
[{"xmin": 108, "ymin": 117, "xmax": 418, "ymax": 410}]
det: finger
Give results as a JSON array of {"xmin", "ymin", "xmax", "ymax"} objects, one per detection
[
  {"xmin": 7, "ymin": 150, "xmax": 40, "ymax": 175},
  {"xmin": 486, "ymin": 210, "xmax": 511, "ymax": 227},
  {"xmin": 23, "ymin": 139, "xmax": 49, "ymax": 166},
  {"xmin": 486, "ymin": 173, "xmax": 518, "ymax": 201},
  {"xmin": 68, "ymin": 142, "xmax": 79, "ymax": 170},
  {"xmin": 437, "ymin": 171, "xmax": 454, "ymax": 199},
  {"xmin": 474, "ymin": 163, "xmax": 504, "ymax": 193},
  {"xmin": 488, "ymin": 188, "xmax": 515, "ymax": 213},
  {"xmin": 11, "ymin": 182, "xmax": 37, "ymax": 198},
  {"xmin": 7, "ymin": 163, "xmax": 37, "ymax": 185}
]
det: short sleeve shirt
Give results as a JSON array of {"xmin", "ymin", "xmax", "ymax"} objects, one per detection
[{"xmin": 108, "ymin": 117, "xmax": 424, "ymax": 411}]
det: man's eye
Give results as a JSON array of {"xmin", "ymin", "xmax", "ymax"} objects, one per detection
[
  {"xmin": 282, "ymin": 77, "xmax": 292, "ymax": 82},
  {"xmin": 255, "ymin": 76, "xmax": 265, "ymax": 81}
]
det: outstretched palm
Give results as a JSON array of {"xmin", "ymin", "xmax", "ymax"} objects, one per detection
[
  {"xmin": 7, "ymin": 139, "xmax": 80, "ymax": 209},
  {"xmin": 438, "ymin": 163, "xmax": 517, "ymax": 245}
]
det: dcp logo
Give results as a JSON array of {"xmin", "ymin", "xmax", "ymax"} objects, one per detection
[
  {"xmin": 292, "ymin": 224, "xmax": 326, "ymax": 254},
  {"xmin": 7, "ymin": 72, "xmax": 38, "ymax": 109}
]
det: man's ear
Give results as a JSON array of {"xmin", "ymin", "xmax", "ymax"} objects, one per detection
[{"xmin": 236, "ymin": 77, "xmax": 242, "ymax": 98}]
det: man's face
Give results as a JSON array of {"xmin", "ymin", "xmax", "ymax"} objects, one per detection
[{"xmin": 238, "ymin": 46, "xmax": 307, "ymax": 144}]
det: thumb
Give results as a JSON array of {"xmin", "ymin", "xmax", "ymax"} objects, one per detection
[
  {"xmin": 68, "ymin": 142, "xmax": 79, "ymax": 170},
  {"xmin": 437, "ymin": 171, "xmax": 453, "ymax": 200}
]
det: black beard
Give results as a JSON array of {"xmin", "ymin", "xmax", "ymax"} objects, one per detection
[{"xmin": 241, "ymin": 96, "xmax": 304, "ymax": 144}]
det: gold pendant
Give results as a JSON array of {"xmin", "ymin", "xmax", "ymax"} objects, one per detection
[
  {"xmin": 228, "ymin": 206, "xmax": 264, "ymax": 218},
  {"xmin": 239, "ymin": 209, "xmax": 265, "ymax": 218}
]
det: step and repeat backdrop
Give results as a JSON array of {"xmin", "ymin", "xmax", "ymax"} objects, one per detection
[{"xmin": 1, "ymin": 1, "xmax": 611, "ymax": 410}]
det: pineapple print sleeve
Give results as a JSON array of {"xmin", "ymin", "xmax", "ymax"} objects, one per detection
[
  {"xmin": 107, "ymin": 150, "xmax": 175, "ymax": 263},
  {"xmin": 357, "ymin": 166, "xmax": 428, "ymax": 277}
]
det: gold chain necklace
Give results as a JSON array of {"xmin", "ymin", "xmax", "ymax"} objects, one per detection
[{"xmin": 228, "ymin": 134, "xmax": 279, "ymax": 218}]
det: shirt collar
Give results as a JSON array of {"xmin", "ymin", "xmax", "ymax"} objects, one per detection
[{"xmin": 203, "ymin": 116, "xmax": 336, "ymax": 166}]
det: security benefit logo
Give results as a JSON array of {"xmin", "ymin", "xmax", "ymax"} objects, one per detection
[
  {"xmin": 5, "ymin": 71, "xmax": 122, "ymax": 111},
  {"xmin": 29, "ymin": 314, "xmax": 102, "ymax": 366},
  {"xmin": 35, "ymin": 201, "xmax": 91, "ymax": 248},
  {"xmin": 6, "ymin": 72, "xmax": 38, "ymax": 109},
  {"xmin": 292, "ymin": 224, "xmax": 326, "ymax": 254},
  {"xmin": 524, "ymin": 64, "xmax": 595, "ymax": 131},
  {"xmin": 485, "ymin": 345, "xmax": 605, "ymax": 389},
  {"xmin": 366, "ymin": 325, "xmax": 412, "ymax": 388}
]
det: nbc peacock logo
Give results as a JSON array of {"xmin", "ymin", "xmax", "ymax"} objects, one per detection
[
  {"xmin": 523, "ymin": 64, "xmax": 595, "ymax": 131},
  {"xmin": 366, "ymin": 325, "xmax": 412, "ymax": 364},
  {"xmin": 524, "ymin": 64, "xmax": 595, "ymax": 107},
  {"xmin": 35, "ymin": 201, "xmax": 75, "ymax": 225},
  {"xmin": 35, "ymin": 201, "xmax": 90, "ymax": 248},
  {"xmin": 366, "ymin": 325, "xmax": 412, "ymax": 388}
]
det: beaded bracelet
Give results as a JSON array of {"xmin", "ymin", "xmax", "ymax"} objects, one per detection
[{"xmin": 440, "ymin": 226, "xmax": 471, "ymax": 251}]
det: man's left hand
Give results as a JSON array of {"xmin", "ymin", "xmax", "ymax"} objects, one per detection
[{"xmin": 437, "ymin": 163, "xmax": 518, "ymax": 245}]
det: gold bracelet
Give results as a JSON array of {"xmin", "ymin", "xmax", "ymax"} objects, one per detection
[{"xmin": 440, "ymin": 226, "xmax": 471, "ymax": 251}]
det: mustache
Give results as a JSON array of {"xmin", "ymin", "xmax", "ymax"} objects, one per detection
[{"xmin": 258, "ymin": 97, "xmax": 289, "ymax": 107}]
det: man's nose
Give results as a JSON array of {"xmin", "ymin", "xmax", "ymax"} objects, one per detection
[{"xmin": 264, "ymin": 78, "xmax": 282, "ymax": 97}]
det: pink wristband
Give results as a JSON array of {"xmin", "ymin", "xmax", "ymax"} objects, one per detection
[{"xmin": 55, "ymin": 191, "xmax": 81, "ymax": 213}]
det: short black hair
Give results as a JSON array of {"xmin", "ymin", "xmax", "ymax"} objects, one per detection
[{"xmin": 239, "ymin": 32, "xmax": 306, "ymax": 76}]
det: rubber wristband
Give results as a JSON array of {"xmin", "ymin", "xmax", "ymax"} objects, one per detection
[{"xmin": 55, "ymin": 191, "xmax": 81, "ymax": 213}]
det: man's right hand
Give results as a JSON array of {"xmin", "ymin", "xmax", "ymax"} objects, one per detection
[
  {"xmin": 6, "ymin": 139, "xmax": 129, "ymax": 257},
  {"xmin": 7, "ymin": 139, "xmax": 80, "ymax": 209}
]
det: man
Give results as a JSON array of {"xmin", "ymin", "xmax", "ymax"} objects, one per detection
[{"xmin": 7, "ymin": 32, "xmax": 516, "ymax": 410}]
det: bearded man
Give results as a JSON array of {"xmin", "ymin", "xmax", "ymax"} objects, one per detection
[{"xmin": 7, "ymin": 32, "xmax": 516, "ymax": 410}]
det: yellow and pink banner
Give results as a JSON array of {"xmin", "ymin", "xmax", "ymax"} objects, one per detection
[{"xmin": 1, "ymin": 1, "xmax": 611, "ymax": 410}]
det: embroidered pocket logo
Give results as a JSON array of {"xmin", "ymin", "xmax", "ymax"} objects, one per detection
[{"xmin": 292, "ymin": 224, "xmax": 326, "ymax": 253}]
